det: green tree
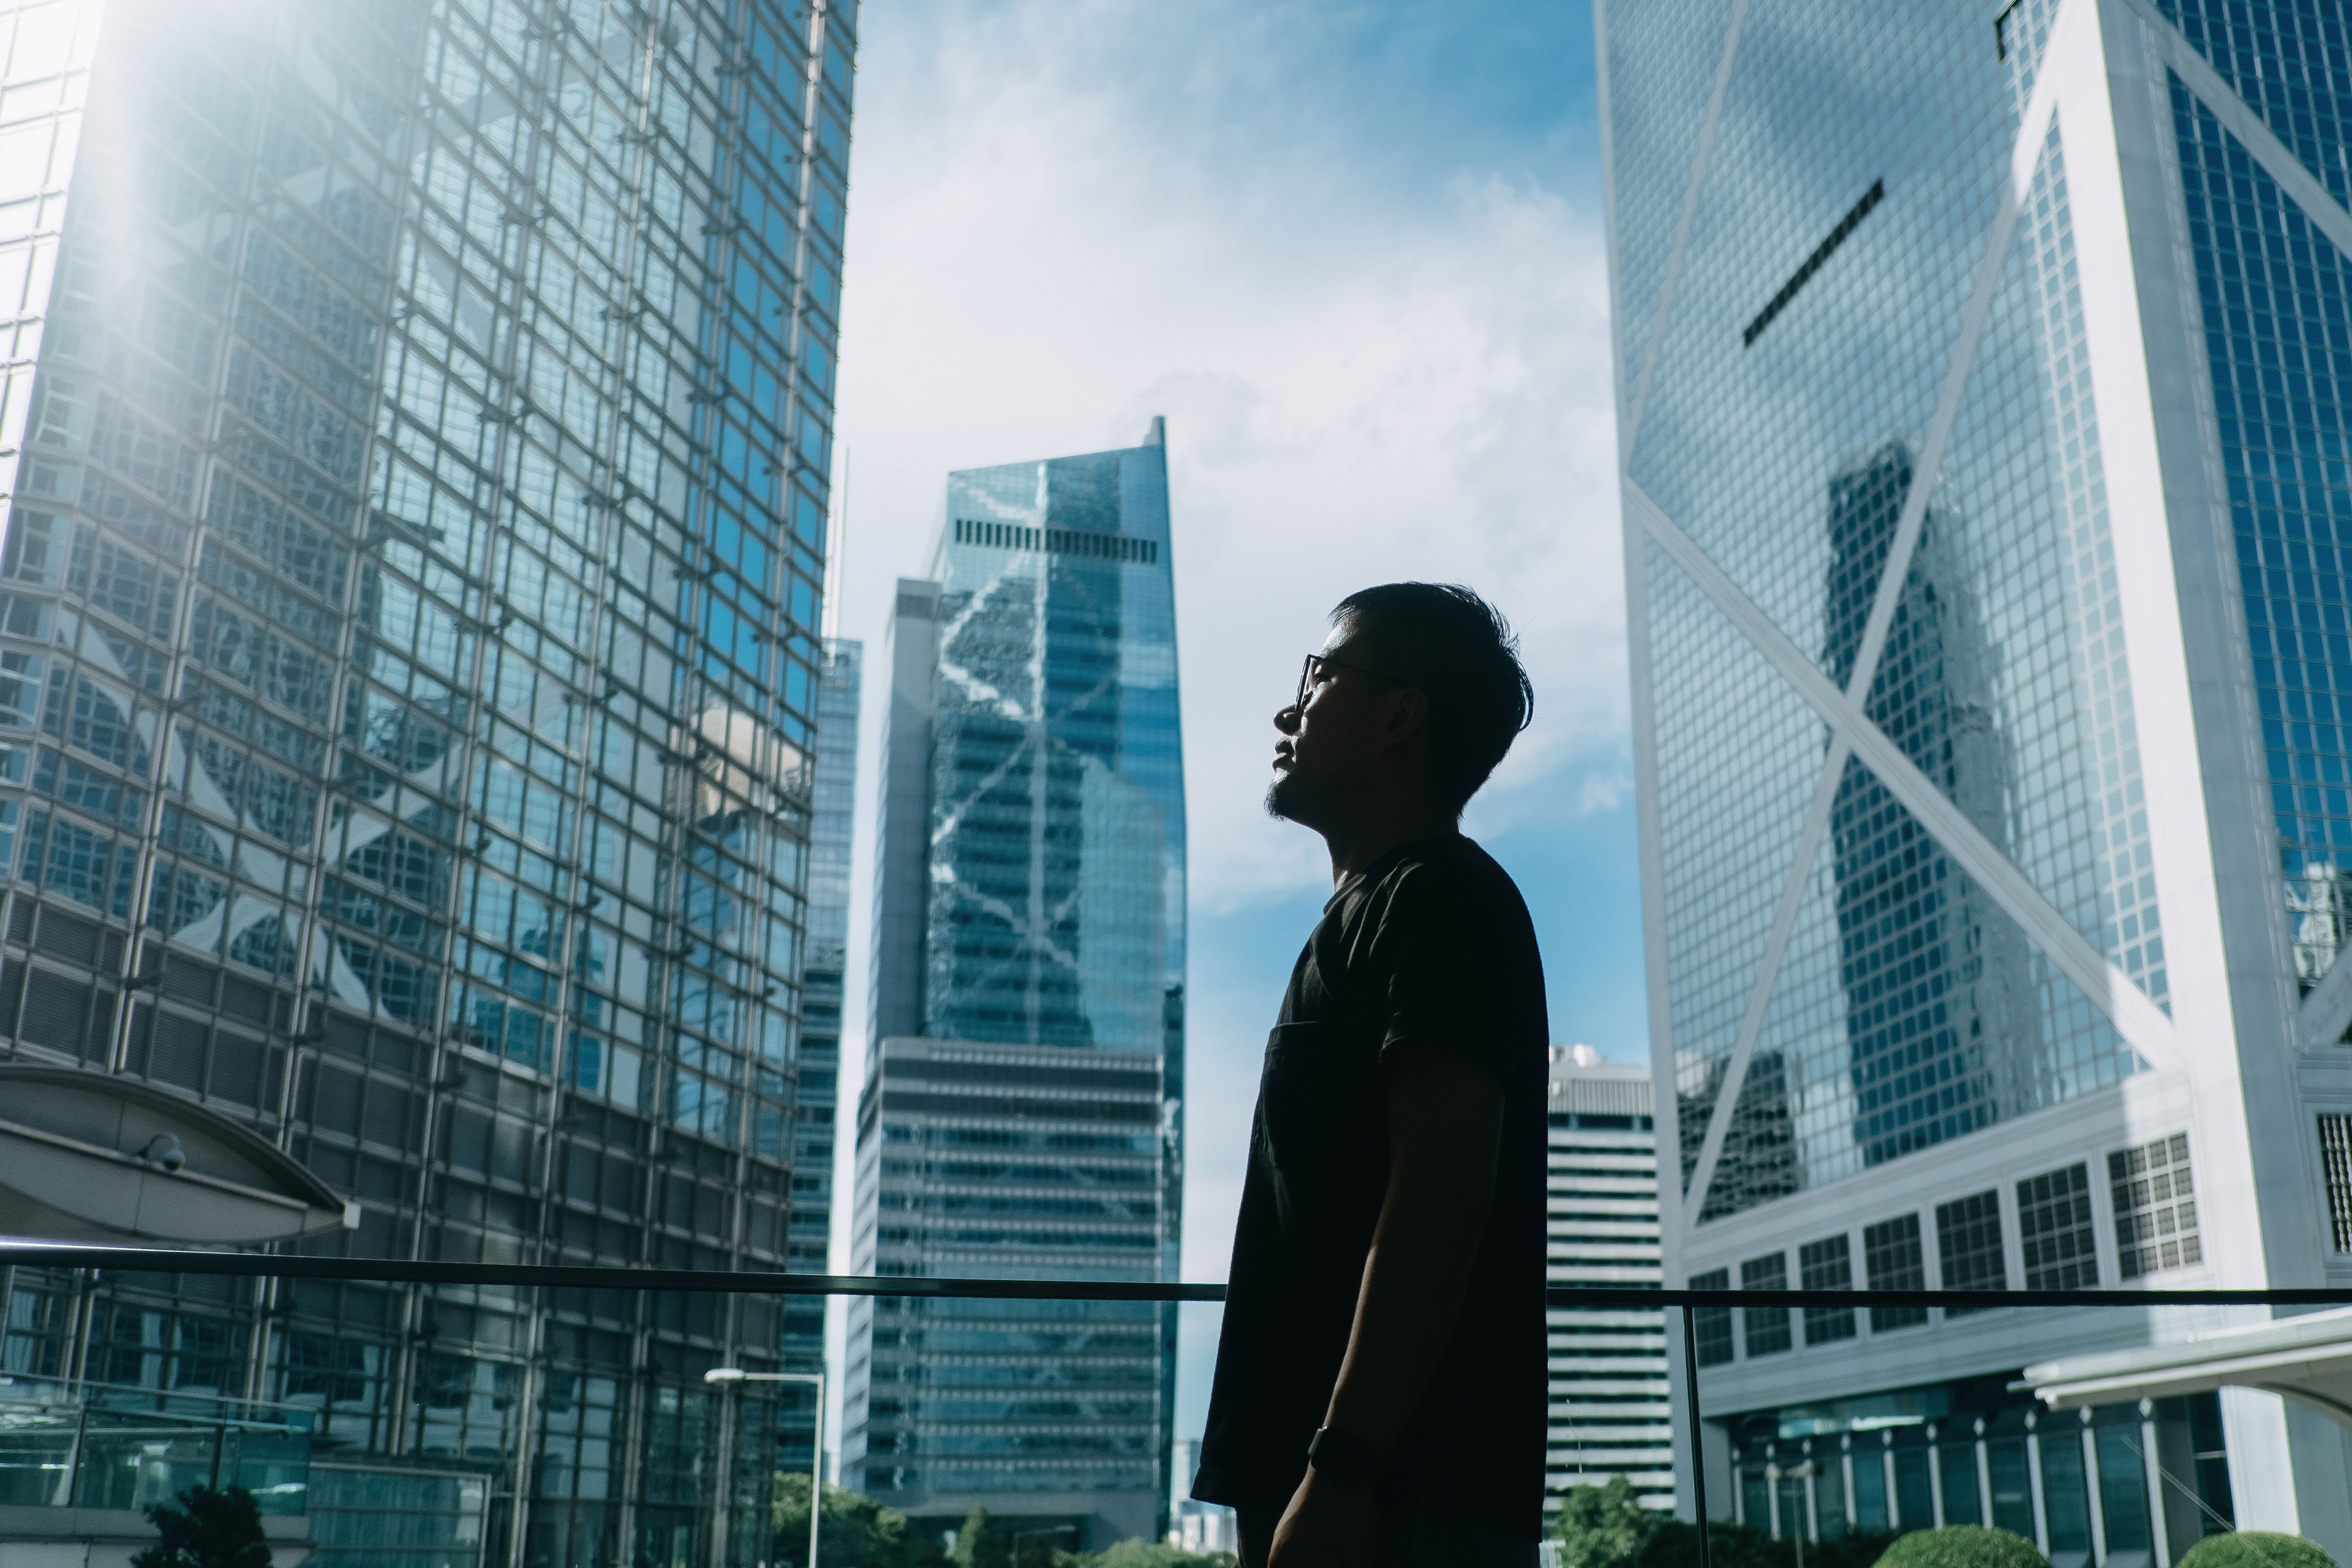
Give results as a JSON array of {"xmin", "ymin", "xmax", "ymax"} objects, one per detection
[
  {"xmin": 950, "ymin": 1507, "xmax": 1009, "ymax": 1568},
  {"xmin": 2174, "ymin": 1536, "xmax": 2339, "ymax": 1568},
  {"xmin": 1873, "ymin": 1527, "xmax": 2047, "ymax": 1568},
  {"xmin": 130, "ymin": 1485, "xmax": 273, "ymax": 1568},
  {"xmin": 769, "ymin": 1472, "xmax": 947, "ymax": 1568},
  {"xmin": 1553, "ymin": 1476, "xmax": 1665, "ymax": 1568}
]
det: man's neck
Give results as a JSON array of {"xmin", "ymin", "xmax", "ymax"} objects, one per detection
[{"xmin": 1322, "ymin": 805, "xmax": 1459, "ymax": 883}]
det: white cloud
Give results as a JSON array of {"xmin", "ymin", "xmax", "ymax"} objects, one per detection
[
  {"xmin": 829, "ymin": 4, "xmax": 1626, "ymax": 927},
  {"xmin": 1577, "ymin": 768, "xmax": 1633, "ymax": 816}
]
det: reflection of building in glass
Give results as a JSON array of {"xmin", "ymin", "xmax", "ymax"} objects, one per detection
[
  {"xmin": 0, "ymin": 1, "xmax": 857, "ymax": 1564},
  {"xmin": 1544, "ymin": 1047, "xmax": 1672, "ymax": 1519},
  {"xmin": 1683, "ymin": 1048, "xmax": 1796, "ymax": 1223},
  {"xmin": 1613, "ymin": 0, "xmax": 2352, "ymax": 1546},
  {"xmin": 2288, "ymin": 862, "xmax": 2345, "ymax": 992},
  {"xmin": 846, "ymin": 423, "xmax": 1183, "ymax": 1548},
  {"xmin": 1822, "ymin": 441, "xmax": 2031, "ymax": 1169}
]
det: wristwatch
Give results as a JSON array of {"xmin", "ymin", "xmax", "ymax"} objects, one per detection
[{"xmin": 1306, "ymin": 1425, "xmax": 1389, "ymax": 1487}]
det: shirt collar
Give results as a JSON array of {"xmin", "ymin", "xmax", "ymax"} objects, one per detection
[{"xmin": 1322, "ymin": 831, "xmax": 1468, "ymax": 913}]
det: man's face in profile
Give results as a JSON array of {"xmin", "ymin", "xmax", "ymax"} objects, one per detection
[{"xmin": 1267, "ymin": 619, "xmax": 1396, "ymax": 830}]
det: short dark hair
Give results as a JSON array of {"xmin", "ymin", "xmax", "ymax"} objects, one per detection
[{"xmin": 1332, "ymin": 582, "xmax": 1533, "ymax": 814}]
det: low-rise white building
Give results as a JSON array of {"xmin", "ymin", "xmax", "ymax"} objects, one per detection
[{"xmin": 1548, "ymin": 1047, "xmax": 1674, "ymax": 1517}]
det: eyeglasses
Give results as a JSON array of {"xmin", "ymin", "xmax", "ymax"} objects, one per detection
[{"xmin": 1294, "ymin": 652, "xmax": 1408, "ymax": 713}]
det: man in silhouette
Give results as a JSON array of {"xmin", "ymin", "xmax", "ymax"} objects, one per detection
[{"xmin": 1192, "ymin": 582, "xmax": 1547, "ymax": 1567}]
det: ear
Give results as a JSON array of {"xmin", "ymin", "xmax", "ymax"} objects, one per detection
[{"xmin": 1377, "ymin": 685, "xmax": 1430, "ymax": 751}]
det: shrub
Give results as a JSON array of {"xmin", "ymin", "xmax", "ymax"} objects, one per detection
[
  {"xmin": 130, "ymin": 1486, "xmax": 273, "ymax": 1568},
  {"xmin": 1811, "ymin": 1530, "xmax": 1907, "ymax": 1568},
  {"xmin": 2176, "ymin": 1534, "xmax": 2341, "ymax": 1568},
  {"xmin": 1874, "ymin": 1526, "xmax": 2048, "ymax": 1568},
  {"xmin": 1554, "ymin": 1476, "xmax": 1663, "ymax": 1568},
  {"xmin": 1634, "ymin": 1521, "xmax": 1901, "ymax": 1568}
]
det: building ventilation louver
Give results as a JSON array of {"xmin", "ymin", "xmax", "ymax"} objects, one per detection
[{"xmin": 951, "ymin": 518, "xmax": 1159, "ymax": 564}]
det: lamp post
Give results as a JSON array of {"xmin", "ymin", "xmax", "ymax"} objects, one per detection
[
  {"xmin": 704, "ymin": 1368, "xmax": 826, "ymax": 1568},
  {"xmin": 1009, "ymin": 1525, "xmax": 1076, "ymax": 1567}
]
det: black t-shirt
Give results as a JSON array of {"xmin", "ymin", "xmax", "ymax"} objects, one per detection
[{"xmin": 1191, "ymin": 833, "xmax": 1549, "ymax": 1537}]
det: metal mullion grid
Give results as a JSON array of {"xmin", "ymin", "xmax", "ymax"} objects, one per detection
[
  {"xmin": 585, "ymin": 14, "xmax": 706, "ymax": 1202},
  {"xmin": 654, "ymin": 12, "xmax": 795, "ymax": 1430},
  {"xmin": 87, "ymin": 18, "xmax": 318, "ymax": 1302},
  {"xmin": 187, "ymin": 19, "xmax": 441, "ymax": 1187},
  {"xmin": 767, "ymin": 0, "xmax": 842, "ymax": 567},
  {"xmin": 409, "ymin": 109, "xmax": 553, "ymax": 1125},
  {"xmin": 299, "ymin": 1, "xmax": 507, "ymax": 1468},
  {"xmin": 466, "ymin": 27, "xmax": 652, "ymax": 1558},
  {"xmin": 0, "ymin": 296, "xmax": 198, "ymax": 1053},
  {"xmin": 110, "ymin": 56, "xmax": 283, "ymax": 1084},
  {"xmin": 571, "ymin": 11, "xmax": 699, "ymax": 1558}
]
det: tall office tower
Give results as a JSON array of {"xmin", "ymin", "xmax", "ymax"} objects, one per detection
[
  {"xmin": 1607, "ymin": 0, "xmax": 2352, "ymax": 1551},
  {"xmin": 1545, "ymin": 1047, "xmax": 1673, "ymax": 1518},
  {"xmin": 780, "ymin": 638, "xmax": 860, "ymax": 1472},
  {"xmin": 0, "ymin": 3, "xmax": 856, "ymax": 1567},
  {"xmin": 846, "ymin": 421, "xmax": 1184, "ymax": 1548}
]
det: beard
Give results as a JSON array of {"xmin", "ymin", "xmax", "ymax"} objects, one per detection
[{"xmin": 1265, "ymin": 769, "xmax": 1311, "ymax": 823}]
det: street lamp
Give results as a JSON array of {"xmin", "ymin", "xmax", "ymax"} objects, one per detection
[
  {"xmin": 1009, "ymin": 1525, "xmax": 1076, "ymax": 1567},
  {"xmin": 705, "ymin": 1368, "xmax": 826, "ymax": 1568}
]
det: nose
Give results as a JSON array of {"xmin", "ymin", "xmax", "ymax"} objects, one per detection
[{"xmin": 1274, "ymin": 701, "xmax": 1302, "ymax": 736}]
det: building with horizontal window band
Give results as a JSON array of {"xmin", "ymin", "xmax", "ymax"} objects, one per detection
[
  {"xmin": 1545, "ymin": 1047, "xmax": 1674, "ymax": 1519},
  {"xmin": 846, "ymin": 424, "xmax": 1185, "ymax": 1548},
  {"xmin": 0, "ymin": 1, "xmax": 857, "ymax": 1566},
  {"xmin": 1606, "ymin": 0, "xmax": 2352, "ymax": 1553}
]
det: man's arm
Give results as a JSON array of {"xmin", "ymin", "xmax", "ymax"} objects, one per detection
[{"xmin": 1268, "ymin": 1051, "xmax": 1504, "ymax": 1566}]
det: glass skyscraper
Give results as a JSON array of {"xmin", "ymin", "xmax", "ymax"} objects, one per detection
[
  {"xmin": 0, "ymin": 0, "xmax": 856, "ymax": 1565},
  {"xmin": 846, "ymin": 421, "xmax": 1185, "ymax": 1547},
  {"xmin": 1609, "ymin": 0, "xmax": 2352, "ymax": 1549}
]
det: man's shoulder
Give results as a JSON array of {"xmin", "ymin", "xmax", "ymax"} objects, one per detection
[{"xmin": 1377, "ymin": 835, "xmax": 1530, "ymax": 919}]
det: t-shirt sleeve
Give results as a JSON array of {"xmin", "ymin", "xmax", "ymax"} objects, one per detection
[{"xmin": 1366, "ymin": 862, "xmax": 1511, "ymax": 1087}]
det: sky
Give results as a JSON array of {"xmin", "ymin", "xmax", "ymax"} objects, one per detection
[{"xmin": 820, "ymin": 0, "xmax": 1633, "ymax": 1450}]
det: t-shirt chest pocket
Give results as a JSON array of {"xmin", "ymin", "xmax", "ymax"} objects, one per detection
[{"xmin": 1260, "ymin": 1020, "xmax": 1340, "ymax": 1172}]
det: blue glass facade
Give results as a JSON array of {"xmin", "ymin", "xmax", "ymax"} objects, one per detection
[
  {"xmin": 0, "ymin": 1, "xmax": 856, "ymax": 1564},
  {"xmin": 1613, "ymin": 0, "xmax": 2352, "ymax": 1537},
  {"xmin": 925, "ymin": 435, "xmax": 1184, "ymax": 1057},
  {"xmin": 848, "ymin": 423, "xmax": 1183, "ymax": 1544},
  {"xmin": 2154, "ymin": 0, "xmax": 2352, "ymax": 209},
  {"xmin": 2168, "ymin": 62, "xmax": 2352, "ymax": 988},
  {"xmin": 1622, "ymin": 0, "xmax": 2146, "ymax": 1219}
]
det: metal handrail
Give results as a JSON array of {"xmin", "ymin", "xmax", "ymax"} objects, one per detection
[
  {"xmin": 7, "ymin": 1243, "xmax": 2352, "ymax": 1307},
  {"xmin": 9, "ymin": 1244, "xmax": 2339, "ymax": 1568}
]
